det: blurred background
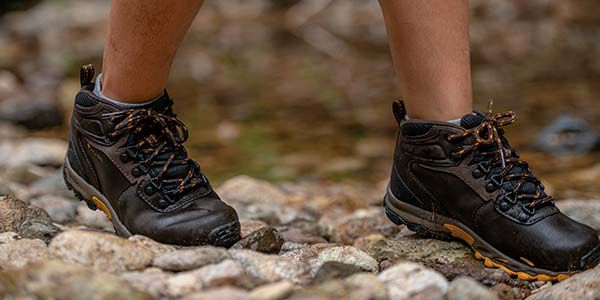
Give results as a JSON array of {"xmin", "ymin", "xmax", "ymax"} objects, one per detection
[{"xmin": 0, "ymin": 0, "xmax": 599, "ymax": 199}]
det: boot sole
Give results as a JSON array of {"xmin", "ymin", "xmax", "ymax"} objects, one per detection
[
  {"xmin": 63, "ymin": 156, "xmax": 241, "ymax": 247},
  {"xmin": 383, "ymin": 187, "xmax": 578, "ymax": 282}
]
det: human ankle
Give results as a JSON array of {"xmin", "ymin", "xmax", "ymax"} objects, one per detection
[{"xmin": 94, "ymin": 74, "xmax": 164, "ymax": 107}]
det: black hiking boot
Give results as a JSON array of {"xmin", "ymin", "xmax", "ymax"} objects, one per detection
[
  {"xmin": 384, "ymin": 100, "xmax": 600, "ymax": 281},
  {"xmin": 63, "ymin": 65, "xmax": 241, "ymax": 247}
]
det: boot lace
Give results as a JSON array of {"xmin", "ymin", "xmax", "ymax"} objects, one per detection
[
  {"xmin": 447, "ymin": 100, "xmax": 553, "ymax": 213},
  {"xmin": 102, "ymin": 107, "xmax": 207, "ymax": 202}
]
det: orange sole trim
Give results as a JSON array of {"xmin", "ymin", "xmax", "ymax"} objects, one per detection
[
  {"xmin": 92, "ymin": 195, "xmax": 112, "ymax": 221},
  {"xmin": 443, "ymin": 224, "xmax": 572, "ymax": 282}
]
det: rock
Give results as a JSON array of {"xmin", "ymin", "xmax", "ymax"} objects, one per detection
[
  {"xmin": 229, "ymin": 249, "xmax": 311, "ymax": 284},
  {"xmin": 316, "ymin": 246, "xmax": 379, "ymax": 272},
  {"xmin": 323, "ymin": 207, "xmax": 401, "ymax": 245},
  {"xmin": 181, "ymin": 287, "xmax": 249, "ymax": 300},
  {"xmin": 231, "ymin": 227, "xmax": 284, "ymax": 253},
  {"xmin": 353, "ymin": 234, "xmax": 386, "ymax": 250},
  {"xmin": 0, "ymin": 138, "xmax": 67, "ymax": 167},
  {"xmin": 166, "ymin": 260, "xmax": 249, "ymax": 297},
  {"xmin": 0, "ymin": 238, "xmax": 50, "ymax": 269},
  {"xmin": 367, "ymin": 236, "xmax": 514, "ymax": 286},
  {"xmin": 128, "ymin": 235, "xmax": 176, "ymax": 256},
  {"xmin": 120, "ymin": 268, "xmax": 172, "ymax": 299},
  {"xmin": 0, "ymin": 195, "xmax": 61, "ymax": 243},
  {"xmin": 241, "ymin": 219, "xmax": 269, "ymax": 237},
  {"xmin": 526, "ymin": 266, "xmax": 600, "ymax": 300},
  {"xmin": 0, "ymin": 260, "xmax": 150, "ymax": 300},
  {"xmin": 25, "ymin": 169, "xmax": 73, "ymax": 199},
  {"xmin": 312, "ymin": 261, "xmax": 364, "ymax": 282},
  {"xmin": 287, "ymin": 273, "xmax": 387, "ymax": 300},
  {"xmin": 0, "ymin": 122, "xmax": 26, "ymax": 140},
  {"xmin": 0, "ymin": 163, "xmax": 55, "ymax": 185},
  {"xmin": 249, "ymin": 280, "xmax": 295, "ymax": 300},
  {"xmin": 277, "ymin": 227, "xmax": 328, "ymax": 244},
  {"xmin": 536, "ymin": 115, "xmax": 598, "ymax": 155},
  {"xmin": 558, "ymin": 199, "xmax": 600, "ymax": 231},
  {"xmin": 49, "ymin": 230, "xmax": 154, "ymax": 273},
  {"xmin": 0, "ymin": 231, "xmax": 20, "ymax": 243},
  {"xmin": 0, "ymin": 96, "xmax": 62, "ymax": 130},
  {"xmin": 447, "ymin": 276, "xmax": 500, "ymax": 300},
  {"xmin": 153, "ymin": 246, "xmax": 230, "ymax": 271},
  {"xmin": 74, "ymin": 202, "xmax": 114, "ymax": 231},
  {"xmin": 378, "ymin": 262, "xmax": 449, "ymax": 300},
  {"xmin": 30, "ymin": 195, "xmax": 78, "ymax": 224}
]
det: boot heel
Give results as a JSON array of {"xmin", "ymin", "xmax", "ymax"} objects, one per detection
[{"xmin": 384, "ymin": 205, "xmax": 453, "ymax": 241}]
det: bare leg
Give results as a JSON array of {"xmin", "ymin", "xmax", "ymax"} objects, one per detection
[
  {"xmin": 379, "ymin": 0, "xmax": 473, "ymax": 121},
  {"xmin": 101, "ymin": 0, "xmax": 204, "ymax": 103}
]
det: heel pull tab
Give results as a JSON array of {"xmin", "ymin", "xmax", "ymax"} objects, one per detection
[
  {"xmin": 392, "ymin": 100, "xmax": 406, "ymax": 124},
  {"xmin": 80, "ymin": 64, "xmax": 95, "ymax": 87}
]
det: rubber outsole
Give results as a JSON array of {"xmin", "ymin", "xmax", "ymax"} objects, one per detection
[
  {"xmin": 384, "ymin": 190, "xmax": 578, "ymax": 282},
  {"xmin": 63, "ymin": 156, "xmax": 241, "ymax": 247}
]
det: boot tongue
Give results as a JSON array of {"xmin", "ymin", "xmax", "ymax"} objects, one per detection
[{"xmin": 460, "ymin": 111, "xmax": 485, "ymax": 129}]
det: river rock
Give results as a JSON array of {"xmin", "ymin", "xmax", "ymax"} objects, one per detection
[
  {"xmin": 316, "ymin": 246, "xmax": 379, "ymax": 272},
  {"xmin": 241, "ymin": 219, "xmax": 269, "ymax": 237},
  {"xmin": 49, "ymin": 230, "xmax": 154, "ymax": 273},
  {"xmin": 312, "ymin": 261, "xmax": 364, "ymax": 282},
  {"xmin": 0, "ymin": 260, "xmax": 150, "ymax": 300},
  {"xmin": 30, "ymin": 195, "xmax": 78, "ymax": 224},
  {"xmin": 166, "ymin": 260, "xmax": 249, "ymax": 297},
  {"xmin": 181, "ymin": 287, "xmax": 249, "ymax": 300},
  {"xmin": 328, "ymin": 208, "xmax": 401, "ymax": 245},
  {"xmin": 128, "ymin": 235, "xmax": 176, "ymax": 256},
  {"xmin": 231, "ymin": 227, "xmax": 284, "ymax": 253},
  {"xmin": 0, "ymin": 96, "xmax": 62, "ymax": 130},
  {"xmin": 526, "ymin": 265, "xmax": 600, "ymax": 300},
  {"xmin": 0, "ymin": 195, "xmax": 61, "ymax": 243},
  {"xmin": 120, "ymin": 268, "xmax": 172, "ymax": 299},
  {"xmin": 0, "ymin": 238, "xmax": 50, "ymax": 269},
  {"xmin": 447, "ymin": 276, "xmax": 500, "ymax": 300},
  {"xmin": 153, "ymin": 246, "xmax": 230, "ymax": 271},
  {"xmin": 249, "ymin": 280, "xmax": 295, "ymax": 300},
  {"xmin": 74, "ymin": 202, "xmax": 114, "ymax": 231},
  {"xmin": 0, "ymin": 138, "xmax": 67, "ymax": 167},
  {"xmin": 287, "ymin": 273, "xmax": 387, "ymax": 300},
  {"xmin": 558, "ymin": 199, "xmax": 600, "ymax": 231},
  {"xmin": 229, "ymin": 249, "xmax": 311, "ymax": 284},
  {"xmin": 378, "ymin": 262, "xmax": 449, "ymax": 300}
]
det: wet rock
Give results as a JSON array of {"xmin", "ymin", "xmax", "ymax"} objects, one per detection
[
  {"xmin": 182, "ymin": 287, "xmax": 249, "ymax": 300},
  {"xmin": 0, "ymin": 96, "xmax": 62, "ymax": 129},
  {"xmin": 367, "ymin": 235, "xmax": 513, "ymax": 286},
  {"xmin": 229, "ymin": 249, "xmax": 312, "ymax": 284},
  {"xmin": 447, "ymin": 276, "xmax": 500, "ymax": 300},
  {"xmin": 0, "ymin": 138, "xmax": 67, "ymax": 167},
  {"xmin": 316, "ymin": 246, "xmax": 379, "ymax": 272},
  {"xmin": 0, "ymin": 195, "xmax": 61, "ymax": 243},
  {"xmin": 378, "ymin": 262, "xmax": 448, "ymax": 300},
  {"xmin": 526, "ymin": 266, "xmax": 600, "ymax": 300},
  {"xmin": 74, "ymin": 202, "xmax": 114, "ymax": 231},
  {"xmin": 120, "ymin": 268, "xmax": 172, "ymax": 299},
  {"xmin": 30, "ymin": 195, "xmax": 78, "ymax": 224},
  {"xmin": 166, "ymin": 260, "xmax": 249, "ymax": 297},
  {"xmin": 128, "ymin": 235, "xmax": 176, "ymax": 256},
  {"xmin": 241, "ymin": 219, "xmax": 269, "ymax": 237},
  {"xmin": 536, "ymin": 115, "xmax": 599, "ymax": 155},
  {"xmin": 153, "ymin": 246, "xmax": 230, "ymax": 271},
  {"xmin": 0, "ymin": 238, "xmax": 50, "ymax": 269},
  {"xmin": 249, "ymin": 280, "xmax": 295, "ymax": 300},
  {"xmin": 0, "ymin": 260, "xmax": 150, "ymax": 300},
  {"xmin": 558, "ymin": 199, "xmax": 600, "ymax": 231},
  {"xmin": 49, "ymin": 230, "xmax": 154, "ymax": 273},
  {"xmin": 288, "ymin": 273, "xmax": 387, "ymax": 300},
  {"xmin": 231, "ymin": 227, "xmax": 284, "ymax": 253},
  {"xmin": 312, "ymin": 261, "xmax": 364, "ymax": 282}
]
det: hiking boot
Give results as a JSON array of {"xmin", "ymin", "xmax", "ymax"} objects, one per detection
[
  {"xmin": 63, "ymin": 65, "xmax": 241, "ymax": 247},
  {"xmin": 384, "ymin": 100, "xmax": 600, "ymax": 281}
]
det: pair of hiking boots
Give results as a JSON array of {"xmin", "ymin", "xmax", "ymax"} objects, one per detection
[{"xmin": 64, "ymin": 65, "xmax": 600, "ymax": 281}]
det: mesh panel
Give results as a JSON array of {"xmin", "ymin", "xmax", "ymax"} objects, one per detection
[
  {"xmin": 402, "ymin": 123, "xmax": 432, "ymax": 136},
  {"xmin": 460, "ymin": 112, "xmax": 484, "ymax": 129},
  {"xmin": 75, "ymin": 92, "xmax": 99, "ymax": 107}
]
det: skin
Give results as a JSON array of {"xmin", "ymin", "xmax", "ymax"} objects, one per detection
[
  {"xmin": 101, "ymin": 0, "xmax": 204, "ymax": 103},
  {"xmin": 378, "ymin": 0, "xmax": 473, "ymax": 120},
  {"xmin": 102, "ymin": 0, "xmax": 473, "ymax": 121}
]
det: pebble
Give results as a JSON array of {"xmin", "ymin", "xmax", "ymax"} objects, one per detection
[
  {"xmin": 526, "ymin": 266, "xmax": 600, "ymax": 300},
  {"xmin": 181, "ymin": 287, "xmax": 249, "ymax": 300},
  {"xmin": 128, "ymin": 235, "xmax": 176, "ymax": 256},
  {"xmin": 30, "ymin": 194, "xmax": 78, "ymax": 224},
  {"xmin": 166, "ymin": 259, "xmax": 248, "ymax": 297},
  {"xmin": 0, "ymin": 238, "xmax": 50, "ymax": 269},
  {"xmin": 249, "ymin": 280, "xmax": 295, "ymax": 300},
  {"xmin": 229, "ymin": 249, "xmax": 311, "ymax": 284},
  {"xmin": 0, "ymin": 138, "xmax": 67, "ymax": 167},
  {"xmin": 378, "ymin": 262, "xmax": 449, "ymax": 300},
  {"xmin": 49, "ymin": 230, "xmax": 154, "ymax": 273},
  {"xmin": 231, "ymin": 227, "xmax": 285, "ymax": 253},
  {"xmin": 316, "ymin": 246, "xmax": 379, "ymax": 272},
  {"xmin": 0, "ymin": 195, "xmax": 61, "ymax": 243},
  {"xmin": 153, "ymin": 246, "xmax": 230, "ymax": 271},
  {"xmin": 447, "ymin": 276, "xmax": 500, "ymax": 300}
]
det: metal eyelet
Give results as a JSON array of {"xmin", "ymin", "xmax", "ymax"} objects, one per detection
[
  {"xmin": 120, "ymin": 152, "xmax": 129, "ymax": 163},
  {"xmin": 132, "ymin": 167, "xmax": 142, "ymax": 177},
  {"xmin": 472, "ymin": 169, "xmax": 483, "ymax": 178}
]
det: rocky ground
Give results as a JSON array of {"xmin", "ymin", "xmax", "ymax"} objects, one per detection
[{"xmin": 1, "ymin": 123, "xmax": 599, "ymax": 300}]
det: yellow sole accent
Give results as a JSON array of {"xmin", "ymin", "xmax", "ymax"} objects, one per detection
[
  {"xmin": 91, "ymin": 195, "xmax": 112, "ymax": 221},
  {"xmin": 444, "ymin": 223, "xmax": 573, "ymax": 282}
]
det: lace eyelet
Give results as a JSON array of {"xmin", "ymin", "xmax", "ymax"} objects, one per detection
[
  {"xmin": 132, "ymin": 167, "xmax": 142, "ymax": 177},
  {"xmin": 472, "ymin": 169, "xmax": 483, "ymax": 178},
  {"xmin": 485, "ymin": 183, "xmax": 497, "ymax": 193},
  {"xmin": 144, "ymin": 185, "xmax": 156, "ymax": 196},
  {"xmin": 499, "ymin": 201, "xmax": 510, "ymax": 211},
  {"xmin": 518, "ymin": 212, "xmax": 529, "ymax": 222},
  {"xmin": 120, "ymin": 152, "xmax": 129, "ymax": 163},
  {"xmin": 158, "ymin": 199, "xmax": 169, "ymax": 209}
]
